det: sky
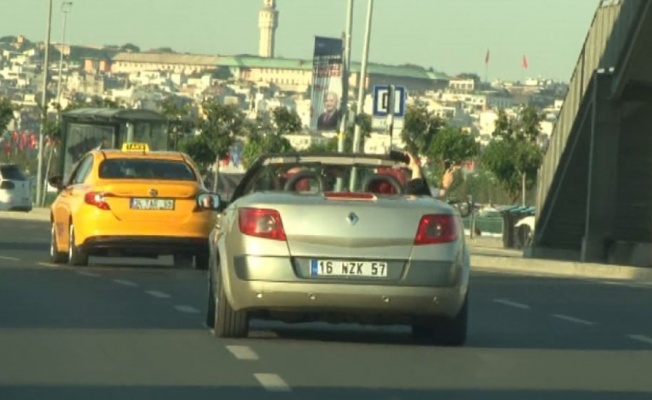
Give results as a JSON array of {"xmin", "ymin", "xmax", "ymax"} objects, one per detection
[{"xmin": 2, "ymin": 0, "xmax": 601, "ymax": 82}]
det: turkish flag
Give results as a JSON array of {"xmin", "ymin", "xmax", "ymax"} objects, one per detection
[
  {"xmin": 522, "ymin": 55, "xmax": 529, "ymax": 69},
  {"xmin": 485, "ymin": 49, "xmax": 490, "ymax": 65}
]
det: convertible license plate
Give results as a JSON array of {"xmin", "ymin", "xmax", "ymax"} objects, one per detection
[
  {"xmin": 130, "ymin": 198, "xmax": 175, "ymax": 211},
  {"xmin": 310, "ymin": 260, "xmax": 388, "ymax": 278}
]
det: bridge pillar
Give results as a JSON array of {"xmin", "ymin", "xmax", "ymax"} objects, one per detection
[{"xmin": 581, "ymin": 71, "xmax": 620, "ymax": 263}]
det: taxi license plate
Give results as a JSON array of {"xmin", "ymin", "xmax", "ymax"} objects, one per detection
[
  {"xmin": 310, "ymin": 259, "xmax": 388, "ymax": 278},
  {"xmin": 130, "ymin": 198, "xmax": 175, "ymax": 211}
]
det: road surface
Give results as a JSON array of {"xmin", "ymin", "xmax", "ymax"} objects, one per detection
[{"xmin": 1, "ymin": 217, "xmax": 651, "ymax": 399}]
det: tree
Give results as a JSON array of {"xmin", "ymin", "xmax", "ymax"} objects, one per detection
[
  {"xmin": 0, "ymin": 97, "xmax": 16, "ymax": 132},
  {"xmin": 482, "ymin": 106, "xmax": 544, "ymax": 203},
  {"xmin": 271, "ymin": 106, "xmax": 302, "ymax": 135},
  {"xmin": 241, "ymin": 132, "xmax": 293, "ymax": 168},
  {"xmin": 179, "ymin": 100, "xmax": 245, "ymax": 173},
  {"xmin": 210, "ymin": 67, "xmax": 233, "ymax": 81},
  {"xmin": 159, "ymin": 97, "xmax": 196, "ymax": 149},
  {"xmin": 428, "ymin": 125, "xmax": 480, "ymax": 165},
  {"xmin": 121, "ymin": 43, "xmax": 140, "ymax": 53},
  {"xmin": 401, "ymin": 104, "xmax": 445, "ymax": 156}
]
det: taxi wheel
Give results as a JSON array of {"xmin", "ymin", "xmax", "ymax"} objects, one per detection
[
  {"xmin": 195, "ymin": 252, "xmax": 209, "ymax": 270},
  {"xmin": 212, "ymin": 269, "xmax": 249, "ymax": 338},
  {"xmin": 50, "ymin": 222, "xmax": 68, "ymax": 264},
  {"xmin": 412, "ymin": 293, "xmax": 468, "ymax": 347},
  {"xmin": 67, "ymin": 223, "xmax": 89, "ymax": 267}
]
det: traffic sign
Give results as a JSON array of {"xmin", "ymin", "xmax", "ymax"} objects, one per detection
[{"xmin": 372, "ymin": 85, "xmax": 407, "ymax": 117}]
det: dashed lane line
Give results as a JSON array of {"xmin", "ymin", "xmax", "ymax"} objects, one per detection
[
  {"xmin": 173, "ymin": 305, "xmax": 200, "ymax": 314},
  {"xmin": 254, "ymin": 373, "xmax": 291, "ymax": 392},
  {"xmin": 0, "ymin": 256, "xmax": 19, "ymax": 261},
  {"xmin": 492, "ymin": 298, "xmax": 530, "ymax": 309},
  {"xmin": 113, "ymin": 279, "xmax": 138, "ymax": 287},
  {"xmin": 77, "ymin": 271, "xmax": 101, "ymax": 278},
  {"xmin": 226, "ymin": 345, "xmax": 259, "ymax": 360},
  {"xmin": 551, "ymin": 314, "xmax": 595, "ymax": 326},
  {"xmin": 628, "ymin": 334, "xmax": 652, "ymax": 345},
  {"xmin": 145, "ymin": 290, "xmax": 171, "ymax": 299}
]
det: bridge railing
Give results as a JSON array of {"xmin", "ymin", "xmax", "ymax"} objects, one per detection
[{"xmin": 535, "ymin": 0, "xmax": 646, "ymax": 217}]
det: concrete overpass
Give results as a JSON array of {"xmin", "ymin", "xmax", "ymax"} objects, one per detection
[{"xmin": 532, "ymin": 0, "xmax": 652, "ymax": 267}]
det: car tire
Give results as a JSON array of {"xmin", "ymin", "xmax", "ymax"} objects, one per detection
[
  {"xmin": 67, "ymin": 223, "xmax": 89, "ymax": 266},
  {"xmin": 210, "ymin": 265, "xmax": 249, "ymax": 338},
  {"xmin": 195, "ymin": 252, "xmax": 209, "ymax": 271},
  {"xmin": 50, "ymin": 222, "xmax": 68, "ymax": 264},
  {"xmin": 412, "ymin": 293, "xmax": 468, "ymax": 347},
  {"xmin": 173, "ymin": 254, "xmax": 194, "ymax": 268}
]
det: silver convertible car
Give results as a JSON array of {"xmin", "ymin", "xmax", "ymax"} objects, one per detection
[{"xmin": 199, "ymin": 152, "xmax": 471, "ymax": 346}]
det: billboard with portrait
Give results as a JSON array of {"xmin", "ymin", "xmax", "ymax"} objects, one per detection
[{"xmin": 310, "ymin": 36, "xmax": 344, "ymax": 132}]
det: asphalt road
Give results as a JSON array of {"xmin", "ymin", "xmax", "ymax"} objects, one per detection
[{"xmin": 1, "ymin": 217, "xmax": 652, "ymax": 399}]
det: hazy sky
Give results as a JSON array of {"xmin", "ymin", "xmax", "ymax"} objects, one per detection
[{"xmin": 3, "ymin": 0, "xmax": 600, "ymax": 81}]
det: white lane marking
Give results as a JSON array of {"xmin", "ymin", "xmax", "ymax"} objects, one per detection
[
  {"xmin": 551, "ymin": 314, "xmax": 595, "ymax": 326},
  {"xmin": 174, "ymin": 305, "xmax": 200, "ymax": 314},
  {"xmin": 493, "ymin": 298, "xmax": 530, "ymax": 309},
  {"xmin": 38, "ymin": 262, "xmax": 59, "ymax": 268},
  {"xmin": 77, "ymin": 271, "xmax": 101, "ymax": 278},
  {"xmin": 145, "ymin": 290, "xmax": 171, "ymax": 299},
  {"xmin": 226, "ymin": 345, "xmax": 259, "ymax": 360},
  {"xmin": 628, "ymin": 334, "xmax": 652, "ymax": 345},
  {"xmin": 113, "ymin": 279, "xmax": 138, "ymax": 287},
  {"xmin": 254, "ymin": 373, "xmax": 291, "ymax": 392},
  {"xmin": 0, "ymin": 256, "xmax": 19, "ymax": 261}
]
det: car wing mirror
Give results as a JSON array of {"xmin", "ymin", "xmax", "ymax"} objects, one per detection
[
  {"xmin": 48, "ymin": 175, "xmax": 65, "ymax": 191},
  {"xmin": 197, "ymin": 193, "xmax": 225, "ymax": 212}
]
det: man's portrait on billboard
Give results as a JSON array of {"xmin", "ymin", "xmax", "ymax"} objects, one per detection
[{"xmin": 317, "ymin": 91, "xmax": 341, "ymax": 131}]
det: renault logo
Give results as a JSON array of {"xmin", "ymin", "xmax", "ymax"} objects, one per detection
[
  {"xmin": 149, "ymin": 189, "xmax": 158, "ymax": 197},
  {"xmin": 346, "ymin": 212, "xmax": 359, "ymax": 225}
]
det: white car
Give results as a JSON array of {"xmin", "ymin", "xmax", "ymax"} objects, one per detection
[{"xmin": 0, "ymin": 164, "xmax": 32, "ymax": 212}]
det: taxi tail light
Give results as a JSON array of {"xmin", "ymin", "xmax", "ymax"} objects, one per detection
[
  {"xmin": 238, "ymin": 207, "xmax": 286, "ymax": 241},
  {"xmin": 414, "ymin": 214, "xmax": 458, "ymax": 245},
  {"xmin": 84, "ymin": 191, "xmax": 113, "ymax": 210}
]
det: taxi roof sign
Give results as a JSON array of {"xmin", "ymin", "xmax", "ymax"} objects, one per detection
[{"xmin": 121, "ymin": 142, "xmax": 150, "ymax": 152}]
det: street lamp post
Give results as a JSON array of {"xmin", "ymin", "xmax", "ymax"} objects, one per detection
[
  {"xmin": 337, "ymin": 0, "xmax": 354, "ymax": 153},
  {"xmin": 351, "ymin": 0, "xmax": 374, "ymax": 154},
  {"xmin": 56, "ymin": 1, "xmax": 73, "ymax": 106},
  {"xmin": 36, "ymin": 0, "xmax": 54, "ymax": 207}
]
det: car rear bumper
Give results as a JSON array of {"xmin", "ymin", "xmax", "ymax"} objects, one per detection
[
  {"xmin": 226, "ymin": 279, "xmax": 467, "ymax": 319},
  {"xmin": 222, "ymin": 255, "xmax": 469, "ymax": 319},
  {"xmin": 82, "ymin": 236, "xmax": 208, "ymax": 255}
]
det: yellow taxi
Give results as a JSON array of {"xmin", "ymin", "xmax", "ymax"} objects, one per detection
[{"xmin": 48, "ymin": 143, "xmax": 221, "ymax": 269}]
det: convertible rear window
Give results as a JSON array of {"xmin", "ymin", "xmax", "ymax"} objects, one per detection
[
  {"xmin": 98, "ymin": 159, "xmax": 197, "ymax": 181},
  {"xmin": 0, "ymin": 165, "xmax": 27, "ymax": 181}
]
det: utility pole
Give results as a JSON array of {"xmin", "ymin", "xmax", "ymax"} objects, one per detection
[
  {"xmin": 36, "ymin": 0, "xmax": 54, "ymax": 207},
  {"xmin": 351, "ymin": 0, "xmax": 374, "ymax": 154},
  {"xmin": 337, "ymin": 0, "xmax": 354, "ymax": 153},
  {"xmin": 56, "ymin": 2, "xmax": 73, "ymax": 106}
]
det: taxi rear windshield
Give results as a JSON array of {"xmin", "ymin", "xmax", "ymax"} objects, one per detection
[{"xmin": 98, "ymin": 159, "xmax": 197, "ymax": 181}]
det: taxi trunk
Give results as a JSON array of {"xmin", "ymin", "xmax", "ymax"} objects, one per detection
[{"xmin": 93, "ymin": 181, "xmax": 200, "ymax": 224}]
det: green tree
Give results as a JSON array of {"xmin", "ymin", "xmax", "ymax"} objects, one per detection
[
  {"xmin": 401, "ymin": 104, "xmax": 445, "ymax": 156},
  {"xmin": 210, "ymin": 67, "xmax": 233, "ymax": 81},
  {"xmin": 159, "ymin": 97, "xmax": 196, "ymax": 149},
  {"xmin": 179, "ymin": 100, "xmax": 245, "ymax": 173},
  {"xmin": 271, "ymin": 106, "xmax": 302, "ymax": 135},
  {"xmin": 428, "ymin": 125, "xmax": 480, "ymax": 165},
  {"xmin": 241, "ymin": 132, "xmax": 293, "ymax": 168},
  {"xmin": 0, "ymin": 97, "xmax": 16, "ymax": 132},
  {"xmin": 482, "ymin": 106, "xmax": 544, "ymax": 203}
]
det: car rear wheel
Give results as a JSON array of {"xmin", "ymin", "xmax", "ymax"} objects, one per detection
[
  {"xmin": 412, "ymin": 293, "xmax": 468, "ymax": 346},
  {"xmin": 67, "ymin": 223, "xmax": 89, "ymax": 266},
  {"xmin": 208, "ymin": 264, "xmax": 249, "ymax": 338},
  {"xmin": 50, "ymin": 222, "xmax": 68, "ymax": 264},
  {"xmin": 195, "ymin": 252, "xmax": 209, "ymax": 270}
]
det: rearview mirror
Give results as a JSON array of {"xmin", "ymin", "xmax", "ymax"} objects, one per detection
[
  {"xmin": 48, "ymin": 175, "xmax": 64, "ymax": 190},
  {"xmin": 197, "ymin": 193, "xmax": 222, "ymax": 211}
]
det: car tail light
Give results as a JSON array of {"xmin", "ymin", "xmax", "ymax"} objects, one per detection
[
  {"xmin": 238, "ymin": 207, "xmax": 286, "ymax": 241},
  {"xmin": 0, "ymin": 181, "xmax": 15, "ymax": 190},
  {"xmin": 324, "ymin": 192, "xmax": 376, "ymax": 200},
  {"xmin": 84, "ymin": 191, "xmax": 112, "ymax": 210},
  {"xmin": 414, "ymin": 214, "xmax": 457, "ymax": 245}
]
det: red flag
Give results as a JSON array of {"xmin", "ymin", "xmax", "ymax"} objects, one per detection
[
  {"xmin": 485, "ymin": 49, "xmax": 490, "ymax": 65},
  {"xmin": 522, "ymin": 55, "xmax": 529, "ymax": 69}
]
